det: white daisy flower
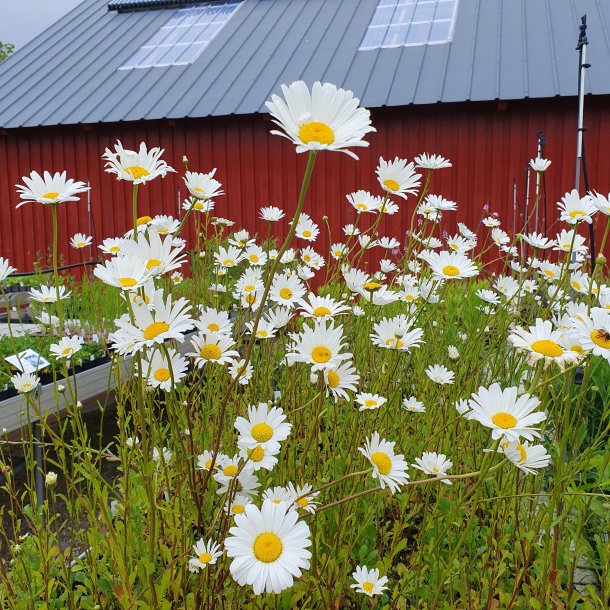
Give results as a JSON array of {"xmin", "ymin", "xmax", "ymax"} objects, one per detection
[
  {"xmin": 0, "ymin": 257, "xmax": 17, "ymax": 281},
  {"xmin": 189, "ymin": 332, "xmax": 239, "ymax": 367},
  {"xmin": 188, "ymin": 539, "xmax": 222, "ymax": 572},
  {"xmin": 29, "ymin": 285, "xmax": 71, "ymax": 304},
  {"xmin": 402, "ymin": 396, "xmax": 425, "ymax": 412},
  {"xmin": 265, "ymin": 80, "xmax": 375, "ymax": 160},
  {"xmin": 570, "ymin": 307, "xmax": 610, "ymax": 363},
  {"xmin": 346, "ymin": 190, "xmax": 381, "ymax": 213},
  {"xmin": 16, "ymin": 170, "xmax": 89, "ymax": 208},
  {"xmin": 323, "ymin": 361, "xmax": 360, "ymax": 401},
  {"xmin": 70, "ymin": 233, "xmax": 92, "ymax": 249},
  {"xmin": 426, "ymin": 251, "xmax": 479, "ymax": 280},
  {"xmin": 376, "ymin": 156, "xmax": 421, "ymax": 199},
  {"xmin": 425, "ymin": 364, "xmax": 455, "ymax": 385},
  {"xmin": 503, "ymin": 440, "xmax": 551, "ymax": 474},
  {"xmin": 183, "ymin": 169, "xmax": 224, "ymax": 200},
  {"xmin": 99, "ymin": 237, "xmax": 126, "ymax": 255},
  {"xmin": 468, "ymin": 383, "xmax": 546, "ymax": 441},
  {"xmin": 226, "ymin": 494, "xmax": 253, "ymax": 516},
  {"xmin": 93, "ymin": 256, "xmax": 152, "ymax": 291},
  {"xmin": 355, "ymin": 392, "xmax": 387, "ymax": 411},
  {"xmin": 412, "ymin": 451, "xmax": 453, "ymax": 484},
  {"xmin": 259, "ymin": 205, "xmax": 285, "ymax": 222},
  {"xmin": 50, "ymin": 336, "xmax": 83, "ymax": 360},
  {"xmin": 521, "ymin": 232, "xmax": 554, "ymax": 249},
  {"xmin": 228, "ymin": 358, "xmax": 254, "ymax": 385},
  {"xmin": 529, "ymin": 157, "xmax": 551, "ymax": 172},
  {"xmin": 588, "ymin": 190, "xmax": 610, "ymax": 215},
  {"xmin": 224, "ymin": 500, "xmax": 312, "ymax": 594},
  {"xmin": 270, "ymin": 272, "xmax": 306, "ymax": 307},
  {"xmin": 196, "ymin": 306, "xmax": 233, "ymax": 335},
  {"xmin": 557, "ymin": 189, "xmax": 597, "ymax": 224},
  {"xmin": 140, "ymin": 347, "xmax": 188, "ymax": 391},
  {"xmin": 102, "ymin": 140, "xmax": 175, "ymax": 184},
  {"xmin": 11, "ymin": 372, "xmax": 40, "ymax": 394},
  {"xmin": 234, "ymin": 402, "xmax": 291, "ymax": 451},
  {"xmin": 298, "ymin": 293, "xmax": 351, "ymax": 319},
  {"xmin": 359, "ymin": 432, "xmax": 409, "ymax": 494},
  {"xmin": 415, "ymin": 152, "xmax": 452, "ymax": 170},
  {"xmin": 214, "ymin": 245, "xmax": 244, "ymax": 270},
  {"xmin": 351, "ymin": 565, "xmax": 389, "ymax": 597}
]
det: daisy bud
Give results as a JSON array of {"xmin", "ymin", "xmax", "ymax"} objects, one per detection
[
  {"xmin": 45, "ymin": 472, "xmax": 58, "ymax": 487},
  {"xmin": 591, "ymin": 386, "xmax": 599, "ymax": 393},
  {"xmin": 448, "ymin": 346, "xmax": 460, "ymax": 360},
  {"xmin": 596, "ymin": 254, "xmax": 606, "ymax": 266},
  {"xmin": 309, "ymin": 372, "xmax": 318, "ymax": 383},
  {"xmin": 76, "ymin": 401, "xmax": 83, "ymax": 409},
  {"xmin": 57, "ymin": 384, "xmax": 65, "ymax": 393},
  {"xmin": 182, "ymin": 155, "xmax": 189, "ymax": 167}
]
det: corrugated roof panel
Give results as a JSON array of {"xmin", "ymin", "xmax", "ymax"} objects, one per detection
[
  {"xmin": 498, "ymin": 0, "xmax": 526, "ymax": 100},
  {"xmin": 470, "ymin": 0, "xmax": 501, "ymax": 101},
  {"xmin": 1, "ymin": 0, "xmax": 610, "ymax": 129},
  {"xmin": 441, "ymin": 0, "xmax": 479, "ymax": 102}
]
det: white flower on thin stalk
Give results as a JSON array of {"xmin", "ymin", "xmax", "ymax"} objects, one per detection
[
  {"xmin": 50, "ymin": 336, "xmax": 83, "ymax": 360},
  {"xmin": 529, "ymin": 157, "xmax": 551, "ymax": 172},
  {"xmin": 183, "ymin": 169, "xmax": 224, "ymax": 200},
  {"xmin": 557, "ymin": 189, "xmax": 597, "ymax": 225},
  {"xmin": 70, "ymin": 233, "xmax": 92, "ymax": 249},
  {"xmin": 412, "ymin": 452, "xmax": 453, "ymax": 484},
  {"xmin": 16, "ymin": 170, "xmax": 89, "ymax": 208},
  {"xmin": 351, "ymin": 565, "xmax": 389, "ymax": 597},
  {"xmin": 259, "ymin": 206, "xmax": 285, "ymax": 222},
  {"xmin": 0, "ymin": 257, "xmax": 16, "ymax": 281},
  {"xmin": 102, "ymin": 140, "xmax": 175, "ymax": 184},
  {"xmin": 29, "ymin": 285, "xmax": 71, "ymax": 303},
  {"xmin": 188, "ymin": 539, "xmax": 222, "ymax": 573},
  {"xmin": 425, "ymin": 364, "xmax": 455, "ymax": 385},
  {"xmin": 415, "ymin": 152, "xmax": 452, "ymax": 170},
  {"xmin": 376, "ymin": 156, "xmax": 421, "ymax": 199},
  {"xmin": 265, "ymin": 80, "xmax": 375, "ymax": 159},
  {"xmin": 359, "ymin": 432, "xmax": 409, "ymax": 494}
]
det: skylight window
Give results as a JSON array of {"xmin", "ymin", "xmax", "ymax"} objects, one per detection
[
  {"xmin": 360, "ymin": 0, "xmax": 459, "ymax": 50},
  {"xmin": 119, "ymin": 1, "xmax": 241, "ymax": 69}
]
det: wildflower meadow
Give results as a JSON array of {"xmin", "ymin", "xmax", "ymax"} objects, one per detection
[{"xmin": 0, "ymin": 81, "xmax": 608, "ymax": 609}]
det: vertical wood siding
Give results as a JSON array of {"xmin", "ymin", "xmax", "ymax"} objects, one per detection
[{"xmin": 1, "ymin": 97, "xmax": 609, "ymax": 273}]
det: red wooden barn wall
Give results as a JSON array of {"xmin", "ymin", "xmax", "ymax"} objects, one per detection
[{"xmin": 1, "ymin": 96, "xmax": 609, "ymax": 274}]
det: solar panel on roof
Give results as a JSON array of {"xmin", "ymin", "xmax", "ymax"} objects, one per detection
[
  {"xmin": 118, "ymin": 1, "xmax": 241, "ymax": 69},
  {"xmin": 360, "ymin": 0, "xmax": 459, "ymax": 50}
]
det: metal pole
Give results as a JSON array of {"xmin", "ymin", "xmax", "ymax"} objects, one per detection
[{"xmin": 575, "ymin": 16, "xmax": 588, "ymax": 193}]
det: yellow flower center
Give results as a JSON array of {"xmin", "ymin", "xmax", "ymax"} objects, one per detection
[
  {"xmin": 231, "ymin": 504, "xmax": 245, "ymax": 514},
  {"xmin": 207, "ymin": 323, "xmax": 220, "ymax": 332},
  {"xmin": 543, "ymin": 269, "xmax": 556, "ymax": 278},
  {"xmin": 223, "ymin": 259, "xmax": 235, "ymax": 267},
  {"xmin": 363, "ymin": 281, "xmax": 381, "ymax": 291},
  {"xmin": 62, "ymin": 347, "xmax": 74, "ymax": 356},
  {"xmin": 571, "ymin": 281, "xmax": 581, "ymax": 290},
  {"xmin": 109, "ymin": 246, "xmax": 120, "ymax": 253},
  {"xmin": 22, "ymin": 383, "xmax": 32, "ymax": 391},
  {"xmin": 205, "ymin": 459, "xmax": 213, "ymax": 469},
  {"xmin": 257, "ymin": 330, "xmax": 268, "ymax": 338},
  {"xmin": 303, "ymin": 255, "xmax": 311, "ymax": 262},
  {"xmin": 383, "ymin": 179, "xmax": 399, "ymax": 192},
  {"xmin": 200, "ymin": 344, "xmax": 222, "ymax": 360},
  {"xmin": 42, "ymin": 191, "xmax": 60, "ymax": 200},
  {"xmin": 193, "ymin": 201, "xmax": 204, "ymax": 210},
  {"xmin": 243, "ymin": 284, "xmax": 256, "ymax": 293},
  {"xmin": 76, "ymin": 241, "xmax": 86, "ymax": 248},
  {"xmin": 302, "ymin": 230, "xmax": 312, "ymax": 238},
  {"xmin": 384, "ymin": 338, "xmax": 404, "ymax": 348},
  {"xmin": 296, "ymin": 497, "xmax": 309, "ymax": 507},
  {"xmin": 363, "ymin": 582, "xmax": 374, "ymax": 594},
  {"xmin": 137, "ymin": 216, "xmax": 152, "ymax": 226},
  {"xmin": 193, "ymin": 187, "xmax": 206, "ymax": 195},
  {"xmin": 245, "ymin": 293, "xmax": 257, "ymax": 305},
  {"xmin": 154, "ymin": 368, "xmax": 171, "ymax": 382},
  {"xmin": 569, "ymin": 210, "xmax": 584, "ymax": 219},
  {"xmin": 312, "ymin": 306, "xmax": 331, "ymax": 317},
  {"xmin": 251, "ymin": 422, "xmax": 273, "ymax": 442},
  {"xmin": 119, "ymin": 277, "xmax": 137, "ymax": 288},
  {"xmin": 146, "ymin": 258, "xmax": 161, "ymax": 270},
  {"xmin": 143, "ymin": 321, "xmax": 169, "ymax": 340},
  {"xmin": 250, "ymin": 255, "xmax": 259, "ymax": 263},
  {"xmin": 531, "ymin": 339, "xmax": 563, "ymax": 357},
  {"xmin": 279, "ymin": 287, "xmax": 293, "ymax": 300},
  {"xmin": 223, "ymin": 465, "xmax": 238, "ymax": 477},
  {"xmin": 590, "ymin": 329, "xmax": 610, "ymax": 349},
  {"xmin": 248, "ymin": 445, "xmax": 265, "ymax": 462},
  {"xmin": 491, "ymin": 412, "xmax": 518, "ymax": 429},
  {"xmin": 364, "ymin": 399, "xmax": 377, "ymax": 407},
  {"xmin": 125, "ymin": 166, "xmax": 150, "ymax": 180},
  {"xmin": 356, "ymin": 203, "xmax": 367, "ymax": 210},
  {"xmin": 516, "ymin": 444, "xmax": 527, "ymax": 464},
  {"xmin": 442, "ymin": 265, "xmax": 460, "ymax": 277},
  {"xmin": 570, "ymin": 344, "xmax": 584, "ymax": 355},
  {"xmin": 371, "ymin": 451, "xmax": 392, "ymax": 475},
  {"xmin": 253, "ymin": 533, "xmax": 283, "ymax": 563},
  {"xmin": 298, "ymin": 121, "xmax": 335, "ymax": 146},
  {"xmin": 198, "ymin": 552, "xmax": 212, "ymax": 564},
  {"xmin": 311, "ymin": 346, "xmax": 331, "ymax": 363},
  {"xmin": 327, "ymin": 370, "xmax": 340, "ymax": 388}
]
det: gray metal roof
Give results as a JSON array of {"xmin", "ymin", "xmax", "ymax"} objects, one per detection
[{"xmin": 1, "ymin": 0, "xmax": 609, "ymax": 129}]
